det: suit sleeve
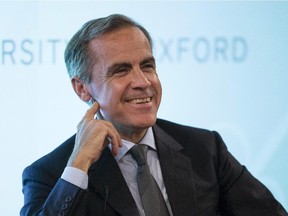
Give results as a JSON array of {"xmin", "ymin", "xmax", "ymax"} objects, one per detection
[
  {"xmin": 214, "ymin": 131, "xmax": 288, "ymax": 216},
  {"xmin": 20, "ymin": 164, "xmax": 88, "ymax": 216}
]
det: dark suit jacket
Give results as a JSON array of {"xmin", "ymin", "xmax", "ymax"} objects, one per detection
[{"xmin": 21, "ymin": 119, "xmax": 287, "ymax": 216}]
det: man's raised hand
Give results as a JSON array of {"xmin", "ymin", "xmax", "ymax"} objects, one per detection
[{"xmin": 67, "ymin": 101, "xmax": 123, "ymax": 172}]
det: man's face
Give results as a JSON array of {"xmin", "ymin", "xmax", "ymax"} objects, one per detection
[{"xmin": 87, "ymin": 27, "xmax": 162, "ymax": 139}]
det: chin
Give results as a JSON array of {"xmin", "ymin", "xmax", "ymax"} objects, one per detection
[{"xmin": 133, "ymin": 116, "xmax": 157, "ymax": 128}]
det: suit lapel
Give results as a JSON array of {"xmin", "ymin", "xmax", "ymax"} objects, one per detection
[
  {"xmin": 86, "ymin": 124, "xmax": 198, "ymax": 216},
  {"xmin": 88, "ymin": 148, "xmax": 140, "ymax": 216},
  {"xmin": 153, "ymin": 125, "xmax": 197, "ymax": 216}
]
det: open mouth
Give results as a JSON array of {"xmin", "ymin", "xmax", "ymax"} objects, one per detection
[{"xmin": 127, "ymin": 97, "xmax": 152, "ymax": 104}]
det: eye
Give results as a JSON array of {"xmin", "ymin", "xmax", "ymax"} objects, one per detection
[
  {"xmin": 141, "ymin": 62, "xmax": 156, "ymax": 72},
  {"xmin": 114, "ymin": 67, "xmax": 129, "ymax": 74},
  {"xmin": 140, "ymin": 57, "xmax": 156, "ymax": 73},
  {"xmin": 107, "ymin": 63, "xmax": 131, "ymax": 77}
]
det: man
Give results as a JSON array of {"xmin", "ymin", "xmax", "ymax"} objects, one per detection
[{"xmin": 21, "ymin": 14, "xmax": 287, "ymax": 216}]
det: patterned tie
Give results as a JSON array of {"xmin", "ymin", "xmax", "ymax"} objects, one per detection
[{"xmin": 130, "ymin": 144, "xmax": 170, "ymax": 216}]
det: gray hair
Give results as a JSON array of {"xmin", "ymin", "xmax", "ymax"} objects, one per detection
[{"xmin": 64, "ymin": 14, "xmax": 153, "ymax": 83}]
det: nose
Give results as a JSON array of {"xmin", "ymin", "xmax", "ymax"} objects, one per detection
[{"xmin": 130, "ymin": 68, "xmax": 151, "ymax": 89}]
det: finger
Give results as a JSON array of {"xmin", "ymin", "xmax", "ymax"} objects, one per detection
[
  {"xmin": 105, "ymin": 124, "xmax": 123, "ymax": 156},
  {"xmin": 111, "ymin": 123, "xmax": 123, "ymax": 148},
  {"xmin": 83, "ymin": 101, "xmax": 100, "ymax": 120},
  {"xmin": 109, "ymin": 134, "xmax": 121, "ymax": 156}
]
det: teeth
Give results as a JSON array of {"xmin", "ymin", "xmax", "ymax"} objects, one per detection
[{"xmin": 129, "ymin": 97, "xmax": 151, "ymax": 104}]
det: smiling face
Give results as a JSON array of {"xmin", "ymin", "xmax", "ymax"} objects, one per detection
[{"xmin": 86, "ymin": 27, "xmax": 162, "ymax": 142}]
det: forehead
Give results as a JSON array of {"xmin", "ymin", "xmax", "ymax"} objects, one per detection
[{"xmin": 89, "ymin": 27, "xmax": 152, "ymax": 63}]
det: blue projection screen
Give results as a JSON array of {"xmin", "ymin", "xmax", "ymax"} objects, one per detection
[{"xmin": 1, "ymin": 1, "xmax": 288, "ymax": 214}]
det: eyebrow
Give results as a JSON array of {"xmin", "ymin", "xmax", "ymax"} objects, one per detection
[
  {"xmin": 140, "ymin": 56, "xmax": 156, "ymax": 66},
  {"xmin": 106, "ymin": 56, "xmax": 156, "ymax": 76},
  {"xmin": 106, "ymin": 62, "xmax": 132, "ymax": 76}
]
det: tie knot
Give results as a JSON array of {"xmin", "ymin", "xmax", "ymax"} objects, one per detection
[{"xmin": 130, "ymin": 144, "xmax": 148, "ymax": 166}]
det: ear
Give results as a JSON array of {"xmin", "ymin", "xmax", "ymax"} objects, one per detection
[{"xmin": 71, "ymin": 77, "xmax": 91, "ymax": 102}]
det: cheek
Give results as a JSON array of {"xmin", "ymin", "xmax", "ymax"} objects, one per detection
[
  {"xmin": 153, "ymin": 77, "xmax": 162, "ymax": 94},
  {"xmin": 89, "ymin": 83, "xmax": 109, "ymax": 108},
  {"xmin": 94, "ymin": 95, "xmax": 111, "ymax": 120},
  {"xmin": 157, "ymin": 79, "xmax": 162, "ymax": 93},
  {"xmin": 154, "ymin": 79, "xmax": 162, "ymax": 106},
  {"xmin": 94, "ymin": 85, "xmax": 118, "ymax": 110}
]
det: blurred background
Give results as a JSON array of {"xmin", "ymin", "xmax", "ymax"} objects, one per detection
[{"xmin": 1, "ymin": 1, "xmax": 287, "ymax": 214}]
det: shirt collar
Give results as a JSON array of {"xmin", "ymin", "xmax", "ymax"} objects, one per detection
[{"xmin": 111, "ymin": 127, "xmax": 156, "ymax": 162}]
